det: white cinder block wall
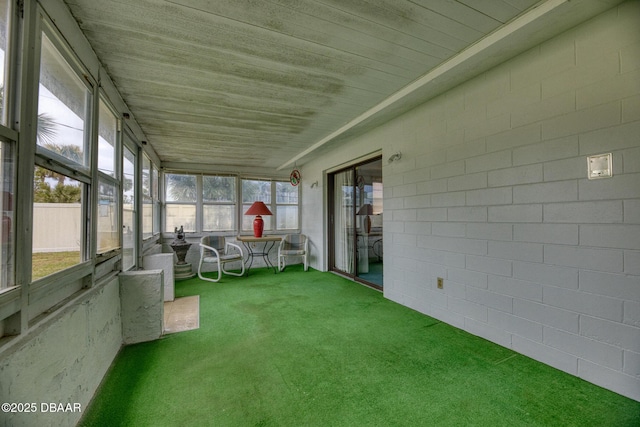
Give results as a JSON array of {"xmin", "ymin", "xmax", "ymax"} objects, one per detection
[
  {"xmin": 0, "ymin": 278, "xmax": 122, "ymax": 427},
  {"xmin": 303, "ymin": 2, "xmax": 640, "ymax": 401}
]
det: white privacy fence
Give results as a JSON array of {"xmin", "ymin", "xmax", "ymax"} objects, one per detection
[
  {"xmin": 33, "ymin": 203, "xmax": 82, "ymax": 252},
  {"xmin": 33, "ymin": 203, "xmax": 116, "ymax": 253}
]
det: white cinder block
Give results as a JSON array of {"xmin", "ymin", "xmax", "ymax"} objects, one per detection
[
  {"xmin": 431, "ymin": 160, "xmax": 465, "ymax": 179},
  {"xmin": 416, "ymin": 178, "xmax": 448, "ymax": 195},
  {"xmin": 447, "ymin": 206, "xmax": 487, "ymax": 222},
  {"xmin": 623, "ymin": 200, "xmax": 640, "ymax": 224},
  {"xmin": 624, "ymin": 300, "xmax": 640, "ymax": 327},
  {"xmin": 580, "ymin": 315, "xmax": 640, "ymax": 353},
  {"xmin": 448, "ymin": 295, "xmax": 488, "ymax": 323},
  {"xmin": 624, "ymin": 251, "xmax": 640, "ymax": 275},
  {"xmin": 466, "ymin": 255, "xmax": 512, "ymax": 277},
  {"xmin": 417, "ymin": 235, "xmax": 487, "ymax": 256},
  {"xmin": 621, "ymin": 39, "xmax": 640, "ymax": 73},
  {"xmin": 578, "ymin": 359, "xmax": 640, "ymax": 402},
  {"xmin": 465, "ymin": 150, "xmax": 512, "ymax": 174},
  {"xmin": 513, "ymin": 261, "xmax": 578, "ymax": 289},
  {"xmin": 393, "ymin": 233, "xmax": 417, "ymax": 247},
  {"xmin": 623, "ymin": 147, "xmax": 640, "ymax": 174},
  {"xmin": 545, "ymin": 50, "xmax": 619, "ymax": 102},
  {"xmin": 542, "ymin": 101, "xmax": 621, "ymax": 141},
  {"xmin": 447, "ymin": 172, "xmax": 488, "ymax": 192},
  {"xmin": 489, "ymin": 275, "xmax": 543, "ymax": 302},
  {"xmin": 622, "ymin": 94, "xmax": 640, "ymax": 123},
  {"xmin": 429, "ymin": 306, "xmax": 466, "ymax": 330},
  {"xmin": 393, "ymin": 183, "xmax": 417, "ymax": 198},
  {"xmin": 448, "ymin": 267, "xmax": 488, "ymax": 289},
  {"xmin": 431, "ymin": 192, "xmax": 465, "ymax": 207},
  {"xmin": 542, "ymin": 286, "xmax": 623, "ymax": 322},
  {"xmin": 544, "ymin": 327, "xmax": 623, "ymax": 370},
  {"xmin": 513, "ymin": 180, "xmax": 578, "ymax": 204},
  {"xmin": 488, "ymin": 309, "xmax": 543, "ymax": 342},
  {"xmin": 432, "ymin": 222, "xmax": 465, "ymax": 237},
  {"xmin": 624, "ymin": 350, "xmax": 640, "ymax": 378},
  {"xmin": 404, "ymin": 194, "xmax": 431, "ymax": 209},
  {"xmin": 404, "ymin": 167, "xmax": 431, "ymax": 185},
  {"xmin": 513, "ymin": 135, "xmax": 579, "ymax": 166},
  {"xmin": 579, "ymin": 270, "xmax": 640, "ymax": 302},
  {"xmin": 512, "ymin": 335, "xmax": 578, "ymax": 375},
  {"xmin": 447, "ymin": 139, "xmax": 487, "ymax": 162},
  {"xmin": 543, "ymin": 200, "xmax": 623, "ymax": 224},
  {"xmin": 488, "ymin": 241, "xmax": 543, "ymax": 263},
  {"xmin": 514, "ymin": 224, "xmax": 579, "ymax": 245},
  {"xmin": 464, "ymin": 113, "xmax": 511, "ymax": 142},
  {"xmin": 466, "ymin": 187, "xmax": 512, "ymax": 206},
  {"xmin": 577, "ymin": 69, "xmax": 640, "ymax": 110},
  {"xmin": 580, "ymin": 224, "xmax": 640, "ymax": 250},
  {"xmin": 544, "ymin": 244, "xmax": 623, "ymax": 273},
  {"xmin": 543, "ymin": 157, "xmax": 584, "ymax": 181},
  {"xmin": 514, "ymin": 299, "xmax": 579, "ymax": 333},
  {"xmin": 513, "ymin": 91, "xmax": 576, "ymax": 129},
  {"xmin": 488, "ymin": 204, "xmax": 542, "ymax": 223},
  {"xmin": 464, "ymin": 317, "xmax": 513, "ymax": 348},
  {"xmin": 488, "ymin": 164, "xmax": 543, "ymax": 187},
  {"xmin": 487, "ymin": 123, "xmax": 542, "ymax": 154},
  {"xmin": 392, "ymin": 209, "xmax": 417, "ymax": 222},
  {"xmin": 466, "ymin": 286, "xmax": 513, "ymax": 313},
  {"xmin": 579, "ymin": 120, "xmax": 640, "ymax": 154},
  {"xmin": 404, "ymin": 222, "xmax": 431, "ymax": 236},
  {"xmin": 578, "ymin": 173, "xmax": 640, "ymax": 200},
  {"xmin": 467, "ymin": 223, "xmax": 513, "ymax": 241},
  {"xmin": 486, "ymin": 84, "xmax": 541, "ymax": 120},
  {"xmin": 385, "ymin": 197, "xmax": 404, "ymax": 210},
  {"xmin": 416, "ymin": 207, "xmax": 447, "ymax": 222}
]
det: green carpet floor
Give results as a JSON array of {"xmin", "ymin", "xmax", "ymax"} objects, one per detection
[{"xmin": 80, "ymin": 267, "xmax": 640, "ymax": 426}]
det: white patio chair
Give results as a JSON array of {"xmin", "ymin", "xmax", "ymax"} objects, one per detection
[{"xmin": 198, "ymin": 236, "xmax": 245, "ymax": 282}]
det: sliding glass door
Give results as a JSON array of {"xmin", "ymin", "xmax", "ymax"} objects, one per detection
[{"xmin": 329, "ymin": 157, "xmax": 382, "ymax": 289}]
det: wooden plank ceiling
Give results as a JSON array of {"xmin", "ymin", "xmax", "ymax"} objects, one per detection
[{"xmin": 62, "ymin": 0, "xmax": 621, "ymax": 173}]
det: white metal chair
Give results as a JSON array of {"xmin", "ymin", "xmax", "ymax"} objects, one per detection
[
  {"xmin": 198, "ymin": 236, "xmax": 245, "ymax": 282},
  {"xmin": 277, "ymin": 234, "xmax": 309, "ymax": 272}
]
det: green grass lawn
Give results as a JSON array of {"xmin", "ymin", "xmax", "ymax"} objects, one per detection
[{"xmin": 32, "ymin": 251, "xmax": 80, "ymax": 280}]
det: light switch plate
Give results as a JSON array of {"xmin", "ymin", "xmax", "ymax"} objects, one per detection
[{"xmin": 587, "ymin": 153, "xmax": 612, "ymax": 180}]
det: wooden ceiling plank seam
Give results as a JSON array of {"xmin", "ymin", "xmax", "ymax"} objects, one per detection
[
  {"xmin": 80, "ymin": 30, "xmax": 415, "ymax": 95},
  {"xmin": 78, "ymin": 21, "xmax": 425, "ymax": 82},
  {"xmin": 154, "ymin": 0, "xmax": 457, "ymax": 68},
  {"xmin": 72, "ymin": 0, "xmax": 449, "ymax": 72}
]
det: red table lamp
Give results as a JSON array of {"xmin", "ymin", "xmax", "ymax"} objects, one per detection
[{"xmin": 245, "ymin": 201, "xmax": 273, "ymax": 237}]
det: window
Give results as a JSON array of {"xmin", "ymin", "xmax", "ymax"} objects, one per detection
[
  {"xmin": 0, "ymin": 138, "xmax": 13, "ymax": 289},
  {"xmin": 0, "ymin": 0, "xmax": 13, "ymax": 290},
  {"xmin": 165, "ymin": 173, "xmax": 196, "ymax": 232},
  {"xmin": 203, "ymin": 175, "xmax": 235, "ymax": 231},
  {"xmin": 32, "ymin": 167, "xmax": 84, "ymax": 280},
  {"xmin": 97, "ymin": 97, "xmax": 120, "ymax": 254},
  {"xmin": 0, "ymin": 0, "xmax": 11, "ymax": 126},
  {"xmin": 122, "ymin": 143, "xmax": 136, "ymax": 270},
  {"xmin": 97, "ymin": 180, "xmax": 118, "ymax": 253},
  {"xmin": 142, "ymin": 154, "xmax": 160, "ymax": 239},
  {"xmin": 241, "ymin": 179, "xmax": 299, "ymax": 233},
  {"xmin": 33, "ymin": 27, "xmax": 92, "ymax": 279},
  {"xmin": 242, "ymin": 179, "xmax": 272, "ymax": 232},
  {"xmin": 37, "ymin": 33, "xmax": 90, "ymax": 168},
  {"xmin": 98, "ymin": 98, "xmax": 118, "ymax": 177},
  {"xmin": 162, "ymin": 175, "xmax": 300, "ymax": 235},
  {"xmin": 276, "ymin": 182, "xmax": 298, "ymax": 230}
]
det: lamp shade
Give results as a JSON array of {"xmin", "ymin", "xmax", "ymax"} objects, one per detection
[
  {"xmin": 245, "ymin": 201, "xmax": 272, "ymax": 237},
  {"xmin": 245, "ymin": 201, "xmax": 272, "ymax": 216}
]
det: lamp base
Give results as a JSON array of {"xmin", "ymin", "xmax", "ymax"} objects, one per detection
[{"xmin": 253, "ymin": 215, "xmax": 264, "ymax": 237}]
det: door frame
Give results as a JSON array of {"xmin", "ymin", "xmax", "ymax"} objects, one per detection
[{"xmin": 327, "ymin": 155, "xmax": 382, "ymax": 290}]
